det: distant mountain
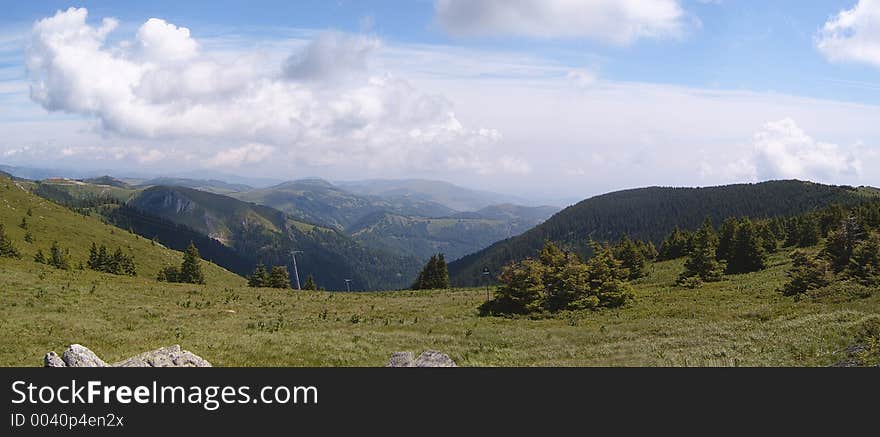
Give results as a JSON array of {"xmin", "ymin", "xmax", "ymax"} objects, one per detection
[
  {"xmin": 0, "ymin": 175, "xmax": 243, "ymax": 284},
  {"xmin": 233, "ymin": 178, "xmax": 456, "ymax": 231},
  {"xmin": 125, "ymin": 186, "xmax": 421, "ymax": 290},
  {"xmin": 449, "ymin": 180, "xmax": 878, "ymax": 286},
  {"xmin": 335, "ymin": 178, "xmax": 534, "ymax": 211},
  {"xmin": 82, "ymin": 176, "xmax": 131, "ymax": 189},
  {"xmin": 135, "ymin": 177, "xmax": 252, "ymax": 195}
]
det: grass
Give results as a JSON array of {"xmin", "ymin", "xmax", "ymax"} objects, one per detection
[
  {"xmin": 1, "ymin": 250, "xmax": 877, "ymax": 367},
  {"xmin": 2, "ymin": 175, "xmax": 878, "ymax": 367},
  {"xmin": 0, "ymin": 177, "xmax": 243, "ymax": 284}
]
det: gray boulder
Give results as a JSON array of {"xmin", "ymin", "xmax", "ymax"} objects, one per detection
[
  {"xmin": 61, "ymin": 344, "xmax": 107, "ymax": 367},
  {"xmin": 44, "ymin": 351, "xmax": 66, "ymax": 368},
  {"xmin": 45, "ymin": 344, "xmax": 211, "ymax": 368},
  {"xmin": 387, "ymin": 350, "xmax": 457, "ymax": 367},
  {"xmin": 113, "ymin": 345, "xmax": 211, "ymax": 367}
]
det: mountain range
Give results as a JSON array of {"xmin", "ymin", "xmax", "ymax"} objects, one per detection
[
  {"xmin": 448, "ymin": 180, "xmax": 880, "ymax": 286},
  {"xmin": 19, "ymin": 174, "xmax": 558, "ymax": 290}
]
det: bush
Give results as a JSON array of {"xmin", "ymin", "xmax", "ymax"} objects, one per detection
[{"xmin": 781, "ymin": 250, "xmax": 832, "ymax": 296}]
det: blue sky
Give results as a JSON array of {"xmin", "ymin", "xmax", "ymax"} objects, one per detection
[{"xmin": 2, "ymin": 1, "xmax": 880, "ymax": 201}]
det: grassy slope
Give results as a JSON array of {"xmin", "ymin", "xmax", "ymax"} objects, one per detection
[
  {"xmin": 0, "ymin": 177, "xmax": 244, "ymax": 284},
  {"xmin": 2, "ymin": 244, "xmax": 877, "ymax": 366}
]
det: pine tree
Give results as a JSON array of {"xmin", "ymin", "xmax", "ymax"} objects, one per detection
[
  {"xmin": 540, "ymin": 242, "xmax": 586, "ymax": 311},
  {"xmin": 678, "ymin": 219, "xmax": 724, "ymax": 285},
  {"xmin": 725, "ymin": 218, "xmax": 766, "ymax": 274},
  {"xmin": 178, "ymin": 242, "xmax": 205, "ymax": 284},
  {"xmin": 157, "ymin": 266, "xmax": 179, "ymax": 282},
  {"xmin": 23, "ymin": 231, "xmax": 34, "ymax": 244},
  {"xmin": 584, "ymin": 242, "xmax": 634, "ymax": 309},
  {"xmin": 303, "ymin": 274, "xmax": 318, "ymax": 291},
  {"xmin": 87, "ymin": 242, "xmax": 99, "ymax": 270},
  {"xmin": 658, "ymin": 227, "xmax": 690, "ymax": 260},
  {"xmin": 48, "ymin": 241, "xmax": 70, "ymax": 270},
  {"xmin": 411, "ymin": 253, "xmax": 449, "ymax": 289},
  {"xmin": 33, "ymin": 249, "xmax": 46, "ymax": 264},
  {"xmin": 0, "ymin": 224, "xmax": 20, "ymax": 258},
  {"xmin": 248, "ymin": 263, "xmax": 270, "ymax": 287},
  {"xmin": 847, "ymin": 233, "xmax": 880, "ymax": 286},
  {"xmin": 822, "ymin": 215, "xmax": 866, "ymax": 272},
  {"xmin": 796, "ymin": 214, "xmax": 821, "ymax": 247},
  {"xmin": 757, "ymin": 221, "xmax": 778, "ymax": 254},
  {"xmin": 716, "ymin": 217, "xmax": 738, "ymax": 261},
  {"xmin": 19, "ymin": 216, "xmax": 27, "ymax": 230},
  {"xmin": 268, "ymin": 266, "xmax": 291, "ymax": 289},
  {"xmin": 782, "ymin": 250, "xmax": 831, "ymax": 296},
  {"xmin": 613, "ymin": 236, "xmax": 648, "ymax": 280}
]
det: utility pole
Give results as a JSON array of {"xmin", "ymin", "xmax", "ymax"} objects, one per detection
[
  {"xmin": 290, "ymin": 250, "xmax": 303, "ymax": 290},
  {"xmin": 344, "ymin": 279, "xmax": 352, "ymax": 292},
  {"xmin": 482, "ymin": 266, "xmax": 491, "ymax": 302}
]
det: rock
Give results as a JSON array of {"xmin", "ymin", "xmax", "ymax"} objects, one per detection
[
  {"xmin": 61, "ymin": 344, "xmax": 107, "ymax": 367},
  {"xmin": 413, "ymin": 350, "xmax": 457, "ymax": 367},
  {"xmin": 45, "ymin": 344, "xmax": 211, "ymax": 368},
  {"xmin": 113, "ymin": 345, "xmax": 211, "ymax": 367},
  {"xmin": 386, "ymin": 351, "xmax": 415, "ymax": 367},
  {"xmin": 44, "ymin": 351, "xmax": 66, "ymax": 367},
  {"xmin": 387, "ymin": 350, "xmax": 456, "ymax": 367}
]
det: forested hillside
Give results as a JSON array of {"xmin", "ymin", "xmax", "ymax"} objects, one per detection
[
  {"xmin": 0, "ymin": 174, "xmax": 243, "ymax": 284},
  {"xmin": 449, "ymin": 180, "xmax": 878, "ymax": 286},
  {"xmin": 123, "ymin": 186, "xmax": 423, "ymax": 290}
]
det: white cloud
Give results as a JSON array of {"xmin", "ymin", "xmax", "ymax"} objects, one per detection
[
  {"xmin": 816, "ymin": 0, "xmax": 880, "ymax": 68},
  {"xmin": 24, "ymin": 8, "xmax": 519, "ymax": 175},
  {"xmin": 735, "ymin": 118, "xmax": 862, "ymax": 182},
  {"xmin": 282, "ymin": 31, "xmax": 380, "ymax": 81},
  {"xmin": 205, "ymin": 143, "xmax": 275, "ymax": 168},
  {"xmin": 434, "ymin": 0, "xmax": 686, "ymax": 44},
  {"xmin": 137, "ymin": 18, "xmax": 198, "ymax": 62}
]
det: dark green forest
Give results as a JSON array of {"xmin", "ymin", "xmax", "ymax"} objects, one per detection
[{"xmin": 450, "ymin": 180, "xmax": 878, "ymax": 286}]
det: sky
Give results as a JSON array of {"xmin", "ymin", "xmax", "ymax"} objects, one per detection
[{"xmin": 2, "ymin": 0, "xmax": 880, "ymax": 202}]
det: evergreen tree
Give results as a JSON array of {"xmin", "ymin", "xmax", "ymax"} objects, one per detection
[
  {"xmin": 87, "ymin": 242, "xmax": 99, "ymax": 270},
  {"xmin": 796, "ymin": 214, "xmax": 821, "ymax": 247},
  {"xmin": 303, "ymin": 274, "xmax": 318, "ymax": 291},
  {"xmin": 157, "ymin": 266, "xmax": 179, "ymax": 282},
  {"xmin": 33, "ymin": 249, "xmax": 46, "ymax": 264},
  {"xmin": 178, "ymin": 242, "xmax": 205, "ymax": 284},
  {"xmin": 48, "ymin": 241, "xmax": 70, "ymax": 270},
  {"xmin": 678, "ymin": 219, "xmax": 724, "ymax": 285},
  {"xmin": 0, "ymin": 223, "xmax": 21, "ymax": 258},
  {"xmin": 782, "ymin": 250, "xmax": 831, "ymax": 296},
  {"xmin": 540, "ymin": 242, "xmax": 587, "ymax": 311},
  {"xmin": 411, "ymin": 253, "xmax": 450, "ymax": 290},
  {"xmin": 639, "ymin": 240, "xmax": 659, "ymax": 260},
  {"xmin": 613, "ymin": 235, "xmax": 648, "ymax": 280},
  {"xmin": 481, "ymin": 258, "xmax": 545, "ymax": 315},
  {"xmin": 248, "ymin": 263, "xmax": 270, "ymax": 287},
  {"xmin": 268, "ymin": 266, "xmax": 291, "ymax": 289},
  {"xmin": 818, "ymin": 203, "xmax": 845, "ymax": 237},
  {"xmin": 583, "ymin": 242, "xmax": 634, "ymax": 309},
  {"xmin": 847, "ymin": 233, "xmax": 880, "ymax": 286},
  {"xmin": 822, "ymin": 215, "xmax": 866, "ymax": 272},
  {"xmin": 756, "ymin": 221, "xmax": 778, "ymax": 254},
  {"xmin": 658, "ymin": 227, "xmax": 690, "ymax": 260},
  {"xmin": 725, "ymin": 219, "xmax": 766, "ymax": 274},
  {"xmin": 716, "ymin": 217, "xmax": 738, "ymax": 261},
  {"xmin": 23, "ymin": 231, "xmax": 34, "ymax": 244},
  {"xmin": 19, "ymin": 216, "xmax": 27, "ymax": 229}
]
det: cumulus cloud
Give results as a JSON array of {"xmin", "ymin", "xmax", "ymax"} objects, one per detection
[
  {"xmin": 816, "ymin": 0, "xmax": 880, "ymax": 68},
  {"xmin": 25, "ymin": 8, "xmax": 517, "ymax": 174},
  {"xmin": 746, "ymin": 118, "xmax": 861, "ymax": 182},
  {"xmin": 434, "ymin": 0, "xmax": 685, "ymax": 44},
  {"xmin": 282, "ymin": 32, "xmax": 380, "ymax": 81}
]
